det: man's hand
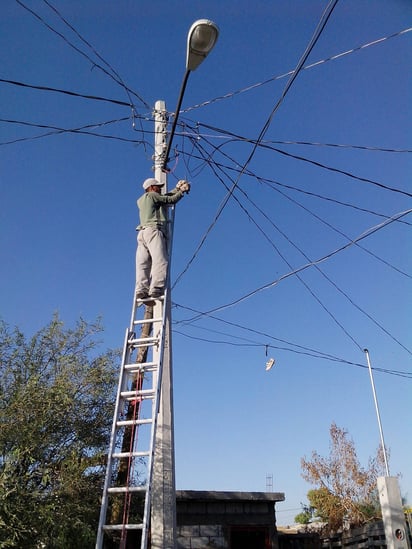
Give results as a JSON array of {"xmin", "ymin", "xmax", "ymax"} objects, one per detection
[{"xmin": 176, "ymin": 180, "xmax": 191, "ymax": 194}]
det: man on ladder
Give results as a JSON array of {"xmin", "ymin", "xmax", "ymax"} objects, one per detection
[{"xmin": 135, "ymin": 177, "xmax": 190, "ymax": 300}]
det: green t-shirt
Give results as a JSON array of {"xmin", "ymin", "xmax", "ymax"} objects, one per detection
[{"xmin": 137, "ymin": 188, "xmax": 184, "ymax": 230}]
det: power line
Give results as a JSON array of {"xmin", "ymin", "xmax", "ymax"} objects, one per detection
[
  {"xmin": 15, "ymin": 0, "xmax": 149, "ymax": 110},
  {"xmin": 175, "ymin": 137, "xmax": 411, "ymax": 226},
  {"xmin": 193, "ymin": 123, "xmax": 412, "ymax": 199},
  {"xmin": 191, "ymin": 130, "xmax": 412, "ymax": 278},
  {"xmin": 0, "ymin": 117, "xmax": 150, "ymax": 147},
  {"xmin": 0, "ymin": 116, "xmax": 128, "ymax": 131},
  {"xmin": 186, "ymin": 136, "xmax": 409, "ymax": 355},
  {"xmin": 180, "ymin": 148, "xmax": 412, "ymax": 226},
  {"xmin": 171, "ymin": 130, "xmax": 411, "ymax": 358},
  {"xmin": 174, "ymin": 303, "xmax": 352, "ymax": 361},
  {"xmin": 175, "ymin": 331, "xmax": 412, "ymax": 379},
  {"xmin": 40, "ymin": 0, "xmax": 151, "ymax": 151},
  {"xmin": 0, "ymin": 77, "xmax": 132, "ymax": 107},
  {"xmin": 181, "ymin": 27, "xmax": 412, "ymax": 113},
  {"xmin": 240, "ymin": 183, "xmax": 412, "ymax": 353},
  {"xmin": 41, "ymin": 0, "xmax": 128, "ymax": 91},
  {"xmin": 172, "ymin": 0, "xmax": 340, "ymax": 288},
  {"xmin": 172, "ymin": 129, "xmax": 411, "ymax": 290},
  {"xmin": 172, "ymin": 304, "xmax": 412, "ymax": 379},
  {"xmin": 250, "ymin": 139, "xmax": 412, "ymax": 154},
  {"xmin": 261, "ymin": 180, "xmax": 412, "ymax": 280},
  {"xmin": 273, "ymin": 190, "xmax": 411, "ymax": 280},
  {"xmin": 247, "ymin": 139, "xmax": 412, "ymax": 199},
  {"xmin": 193, "ymin": 127, "xmax": 412, "ymax": 257},
  {"xmin": 178, "ymin": 129, "xmax": 412, "ymax": 154},
  {"xmin": 228, "ymin": 0, "xmax": 341, "ymax": 192},
  {"xmin": 260, "ymin": 176, "xmax": 412, "ymax": 227},
  {"xmin": 180, "ymin": 208, "xmax": 412, "ymax": 331}
]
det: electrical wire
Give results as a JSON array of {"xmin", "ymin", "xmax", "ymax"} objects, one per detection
[
  {"xmin": 260, "ymin": 179, "xmax": 412, "ymax": 280},
  {"xmin": 227, "ymin": 0, "xmax": 341, "ymax": 191},
  {"xmin": 175, "ymin": 141, "xmax": 411, "ymax": 227},
  {"xmin": 177, "ymin": 128, "xmax": 412, "ymax": 153},
  {"xmin": 193, "ymin": 129, "xmax": 412, "ymax": 279},
  {"xmin": 193, "ymin": 124, "xmax": 412, "ymax": 199},
  {"xmin": 172, "ymin": 304, "xmax": 412, "ymax": 379},
  {"xmin": 186, "ymin": 136, "xmax": 409, "ymax": 355},
  {"xmin": 41, "ymin": 0, "xmax": 130, "ymax": 93},
  {"xmin": 0, "ymin": 77, "xmax": 132, "ymax": 107},
  {"xmin": 181, "ymin": 27, "xmax": 412, "ymax": 114},
  {"xmin": 0, "ymin": 117, "xmax": 151, "ymax": 147},
  {"xmin": 180, "ymin": 208, "xmax": 412, "ymax": 328},
  {"xmin": 172, "ymin": 0, "xmax": 340, "ymax": 288},
  {"xmin": 40, "ymin": 0, "xmax": 150, "ymax": 151},
  {"xmin": 15, "ymin": 0, "xmax": 149, "ymax": 110},
  {"xmin": 247, "ymin": 139, "xmax": 412, "ymax": 154},
  {"xmin": 6, "ymin": 2, "xmax": 409, "ymax": 377},
  {"xmin": 238, "ymin": 184, "xmax": 412, "ymax": 354},
  {"xmin": 175, "ymin": 331, "xmax": 412, "ymax": 379},
  {"xmin": 172, "ymin": 130, "xmax": 411, "ymax": 290},
  {"xmin": 170, "ymin": 115, "xmax": 411, "ymax": 358},
  {"xmin": 174, "ymin": 302, "xmax": 350, "ymax": 361}
]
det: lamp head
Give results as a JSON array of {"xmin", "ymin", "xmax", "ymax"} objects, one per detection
[{"xmin": 186, "ymin": 19, "xmax": 219, "ymax": 71}]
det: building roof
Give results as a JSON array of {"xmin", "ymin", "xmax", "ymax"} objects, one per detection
[{"xmin": 176, "ymin": 490, "xmax": 285, "ymax": 503}]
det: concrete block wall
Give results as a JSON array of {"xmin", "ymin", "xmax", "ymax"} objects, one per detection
[{"xmin": 177, "ymin": 524, "xmax": 227, "ymax": 548}]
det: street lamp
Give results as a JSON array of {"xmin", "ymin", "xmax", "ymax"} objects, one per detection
[
  {"xmin": 162, "ymin": 19, "xmax": 219, "ymax": 171},
  {"xmin": 186, "ymin": 19, "xmax": 220, "ymax": 71}
]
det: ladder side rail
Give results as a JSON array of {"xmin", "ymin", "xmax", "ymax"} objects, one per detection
[
  {"xmin": 140, "ymin": 288, "xmax": 170, "ymax": 549},
  {"xmin": 96, "ymin": 327, "xmax": 132, "ymax": 548},
  {"xmin": 129, "ymin": 265, "xmax": 140, "ymax": 329}
]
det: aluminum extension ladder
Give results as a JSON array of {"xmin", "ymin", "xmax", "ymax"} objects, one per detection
[{"xmin": 96, "ymin": 292, "xmax": 168, "ymax": 549}]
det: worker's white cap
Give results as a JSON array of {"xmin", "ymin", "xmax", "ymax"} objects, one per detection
[{"xmin": 143, "ymin": 178, "xmax": 164, "ymax": 190}]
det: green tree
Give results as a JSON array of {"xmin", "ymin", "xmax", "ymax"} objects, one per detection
[
  {"xmin": 300, "ymin": 422, "xmax": 386, "ymax": 533},
  {"xmin": 0, "ymin": 315, "xmax": 119, "ymax": 548},
  {"xmin": 294, "ymin": 503, "xmax": 313, "ymax": 525}
]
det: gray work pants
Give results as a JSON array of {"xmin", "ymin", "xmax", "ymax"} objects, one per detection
[{"xmin": 136, "ymin": 226, "xmax": 168, "ymax": 293}]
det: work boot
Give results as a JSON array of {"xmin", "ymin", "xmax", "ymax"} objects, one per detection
[
  {"xmin": 149, "ymin": 288, "xmax": 164, "ymax": 298},
  {"xmin": 136, "ymin": 288, "xmax": 149, "ymax": 300}
]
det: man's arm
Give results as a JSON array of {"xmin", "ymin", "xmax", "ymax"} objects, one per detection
[{"xmin": 153, "ymin": 189, "xmax": 184, "ymax": 204}]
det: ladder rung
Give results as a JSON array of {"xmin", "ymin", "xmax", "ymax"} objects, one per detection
[
  {"xmin": 124, "ymin": 361, "xmax": 158, "ymax": 373},
  {"xmin": 133, "ymin": 317, "xmax": 163, "ymax": 325},
  {"xmin": 116, "ymin": 418, "xmax": 152, "ymax": 427},
  {"xmin": 136, "ymin": 295, "xmax": 164, "ymax": 302},
  {"xmin": 112, "ymin": 450, "xmax": 150, "ymax": 459},
  {"xmin": 103, "ymin": 524, "xmax": 143, "ymax": 531},
  {"xmin": 108, "ymin": 486, "xmax": 146, "ymax": 494},
  {"xmin": 120, "ymin": 389, "xmax": 154, "ymax": 400},
  {"xmin": 128, "ymin": 336, "xmax": 159, "ymax": 345},
  {"xmin": 128, "ymin": 337, "xmax": 159, "ymax": 347}
]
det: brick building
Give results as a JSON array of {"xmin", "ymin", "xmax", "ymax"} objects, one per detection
[{"xmin": 176, "ymin": 490, "xmax": 285, "ymax": 548}]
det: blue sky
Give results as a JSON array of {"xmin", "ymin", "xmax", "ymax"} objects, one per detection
[{"xmin": 1, "ymin": 0, "xmax": 411, "ymax": 526}]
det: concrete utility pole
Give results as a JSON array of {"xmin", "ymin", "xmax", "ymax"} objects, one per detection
[
  {"xmin": 378, "ymin": 477, "xmax": 411, "ymax": 549},
  {"xmin": 151, "ymin": 100, "xmax": 177, "ymax": 548}
]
